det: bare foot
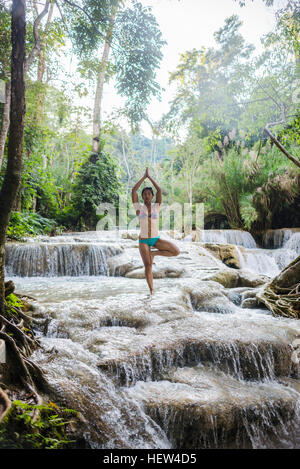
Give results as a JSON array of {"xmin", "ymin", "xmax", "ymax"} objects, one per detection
[{"xmin": 145, "ymin": 290, "xmax": 154, "ymax": 300}]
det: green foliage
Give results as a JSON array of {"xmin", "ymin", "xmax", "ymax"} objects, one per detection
[
  {"xmin": 66, "ymin": 0, "xmax": 165, "ymax": 130},
  {"xmin": 5, "ymin": 293, "xmax": 23, "ymax": 309},
  {"xmin": 0, "ymin": 400, "xmax": 78, "ymax": 449},
  {"xmin": 66, "ymin": 0, "xmax": 120, "ymax": 58},
  {"xmin": 113, "ymin": 1, "xmax": 166, "ymax": 128},
  {"xmin": 165, "ymin": 15, "xmax": 255, "ymax": 134},
  {"xmin": 251, "ymin": 162, "xmax": 300, "ymax": 230},
  {"xmin": 1, "ymin": 1, "xmax": 299, "ymax": 236},
  {"xmin": 7, "ymin": 211, "xmax": 59, "ymax": 241},
  {"xmin": 239, "ymin": 193, "xmax": 259, "ymax": 229},
  {"xmin": 279, "ymin": 114, "xmax": 300, "ymax": 146},
  {"xmin": 5, "ymin": 294, "xmax": 24, "ymax": 317},
  {"xmin": 67, "ymin": 145, "xmax": 121, "ymax": 230},
  {"xmin": 195, "ymin": 141, "xmax": 297, "ymax": 230},
  {"xmin": 0, "ymin": 4, "xmax": 11, "ymax": 79}
]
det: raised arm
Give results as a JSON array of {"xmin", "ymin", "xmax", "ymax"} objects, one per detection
[
  {"xmin": 146, "ymin": 168, "xmax": 162, "ymax": 205},
  {"xmin": 132, "ymin": 171, "xmax": 147, "ymax": 204}
]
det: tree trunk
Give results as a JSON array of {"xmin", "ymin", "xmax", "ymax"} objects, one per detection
[
  {"xmin": 92, "ymin": 11, "xmax": 117, "ymax": 153},
  {"xmin": 35, "ymin": 1, "xmax": 54, "ymax": 122},
  {"xmin": 264, "ymin": 124, "xmax": 300, "ymax": 169},
  {"xmin": 0, "ymin": 0, "xmax": 26, "ymax": 314},
  {"xmin": 24, "ymin": 0, "xmax": 50, "ymax": 74},
  {"xmin": 0, "ymin": 80, "xmax": 11, "ymax": 170},
  {"xmin": 0, "ymin": 1, "xmax": 50, "ymax": 171},
  {"xmin": 121, "ymin": 132, "xmax": 131, "ymax": 186}
]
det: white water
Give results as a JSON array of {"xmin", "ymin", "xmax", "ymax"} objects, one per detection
[
  {"xmin": 263, "ymin": 229, "xmax": 300, "ymax": 253},
  {"xmin": 6, "ymin": 228, "xmax": 300, "ymax": 448},
  {"xmin": 187, "ymin": 229, "xmax": 257, "ymax": 248},
  {"xmin": 236, "ymin": 246, "xmax": 298, "ymax": 277}
]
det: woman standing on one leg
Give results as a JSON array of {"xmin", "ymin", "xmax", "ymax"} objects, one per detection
[{"xmin": 132, "ymin": 167, "xmax": 180, "ymax": 295}]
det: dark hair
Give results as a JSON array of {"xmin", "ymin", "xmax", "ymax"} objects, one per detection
[{"xmin": 142, "ymin": 186, "xmax": 154, "ymax": 196}]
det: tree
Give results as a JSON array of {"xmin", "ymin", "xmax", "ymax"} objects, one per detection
[
  {"xmin": 173, "ymin": 131, "xmax": 205, "ymax": 206},
  {"xmin": 0, "ymin": 0, "xmax": 26, "ymax": 314},
  {"xmin": 163, "ymin": 15, "xmax": 255, "ymax": 137},
  {"xmin": 235, "ymin": 0, "xmax": 300, "ymax": 168},
  {"xmin": 0, "ymin": 0, "xmax": 53, "ymax": 169},
  {"xmin": 67, "ymin": 144, "xmax": 120, "ymax": 230},
  {"xmin": 66, "ymin": 0, "xmax": 166, "ymax": 152}
]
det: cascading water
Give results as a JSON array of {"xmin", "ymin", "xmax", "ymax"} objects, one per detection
[
  {"xmin": 285, "ymin": 232, "xmax": 300, "ymax": 255},
  {"xmin": 195, "ymin": 229, "xmax": 257, "ymax": 248},
  {"xmin": 235, "ymin": 230, "xmax": 299, "ymax": 276},
  {"xmin": 262, "ymin": 228, "xmax": 300, "ymax": 250},
  {"xmin": 5, "ymin": 242, "xmax": 122, "ymax": 277},
  {"xmin": 6, "ymin": 229, "xmax": 300, "ymax": 449}
]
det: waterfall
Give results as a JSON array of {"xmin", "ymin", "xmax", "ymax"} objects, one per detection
[
  {"xmin": 284, "ymin": 232, "xmax": 300, "ymax": 255},
  {"xmin": 9, "ymin": 229, "xmax": 300, "ymax": 449},
  {"xmin": 199, "ymin": 230, "xmax": 257, "ymax": 248},
  {"xmin": 236, "ymin": 248, "xmax": 279, "ymax": 276},
  {"xmin": 5, "ymin": 242, "xmax": 122, "ymax": 277},
  {"xmin": 236, "ymin": 245, "xmax": 298, "ymax": 276},
  {"xmin": 263, "ymin": 229, "xmax": 300, "ymax": 249},
  {"xmin": 234, "ymin": 228, "xmax": 299, "ymax": 276},
  {"xmin": 32, "ymin": 338, "xmax": 171, "ymax": 449},
  {"xmin": 126, "ymin": 371, "xmax": 300, "ymax": 449}
]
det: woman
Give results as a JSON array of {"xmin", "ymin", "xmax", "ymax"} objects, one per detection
[{"xmin": 132, "ymin": 167, "xmax": 180, "ymax": 295}]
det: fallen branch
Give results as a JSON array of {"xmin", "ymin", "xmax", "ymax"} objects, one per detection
[{"xmin": 264, "ymin": 123, "xmax": 300, "ymax": 169}]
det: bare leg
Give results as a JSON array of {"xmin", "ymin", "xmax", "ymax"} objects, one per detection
[
  {"xmin": 151, "ymin": 239, "xmax": 180, "ymax": 261},
  {"xmin": 139, "ymin": 242, "xmax": 154, "ymax": 294},
  {"xmin": 150, "ymin": 249, "xmax": 156, "ymax": 265}
]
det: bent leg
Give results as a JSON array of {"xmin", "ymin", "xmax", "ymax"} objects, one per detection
[
  {"xmin": 139, "ymin": 242, "xmax": 154, "ymax": 294},
  {"xmin": 152, "ymin": 238, "xmax": 180, "ymax": 259}
]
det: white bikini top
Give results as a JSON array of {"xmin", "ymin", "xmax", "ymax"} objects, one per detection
[{"xmin": 133, "ymin": 202, "xmax": 160, "ymax": 238}]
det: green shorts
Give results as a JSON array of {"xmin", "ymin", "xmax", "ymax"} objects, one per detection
[{"xmin": 139, "ymin": 236, "xmax": 160, "ymax": 247}]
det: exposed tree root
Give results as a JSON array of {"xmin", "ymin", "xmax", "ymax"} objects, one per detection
[
  {"xmin": 0, "ymin": 282, "xmax": 46, "ymax": 422},
  {"xmin": 257, "ymin": 256, "xmax": 300, "ymax": 319},
  {"xmin": 0, "ymin": 387, "xmax": 11, "ymax": 423}
]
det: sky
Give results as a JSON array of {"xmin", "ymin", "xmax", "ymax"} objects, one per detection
[{"xmin": 65, "ymin": 0, "xmax": 278, "ymax": 138}]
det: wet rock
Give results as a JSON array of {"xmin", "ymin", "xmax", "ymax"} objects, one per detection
[
  {"xmin": 202, "ymin": 269, "xmax": 239, "ymax": 288},
  {"xmin": 12, "ymin": 230, "xmax": 300, "ymax": 449},
  {"xmin": 182, "ymin": 280, "xmax": 235, "ymax": 313},
  {"xmin": 5, "ymin": 280, "xmax": 15, "ymax": 297},
  {"xmin": 127, "ymin": 366, "xmax": 300, "ymax": 448},
  {"xmin": 96, "ymin": 315, "xmax": 296, "ymax": 384},
  {"xmin": 121, "ymin": 232, "xmax": 139, "ymax": 241},
  {"xmin": 107, "ymin": 250, "xmax": 141, "ymax": 276},
  {"xmin": 241, "ymin": 289, "xmax": 259, "ymax": 300},
  {"xmin": 203, "ymin": 243, "xmax": 241, "ymax": 269},
  {"xmin": 125, "ymin": 265, "xmax": 183, "ymax": 279},
  {"xmin": 241, "ymin": 297, "xmax": 258, "ymax": 308},
  {"xmin": 33, "ymin": 339, "xmax": 169, "ymax": 449},
  {"xmin": 238, "ymin": 270, "xmax": 270, "ymax": 288},
  {"xmin": 15, "ymin": 296, "xmax": 36, "ymax": 313},
  {"xmin": 224, "ymin": 287, "xmax": 252, "ymax": 305}
]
